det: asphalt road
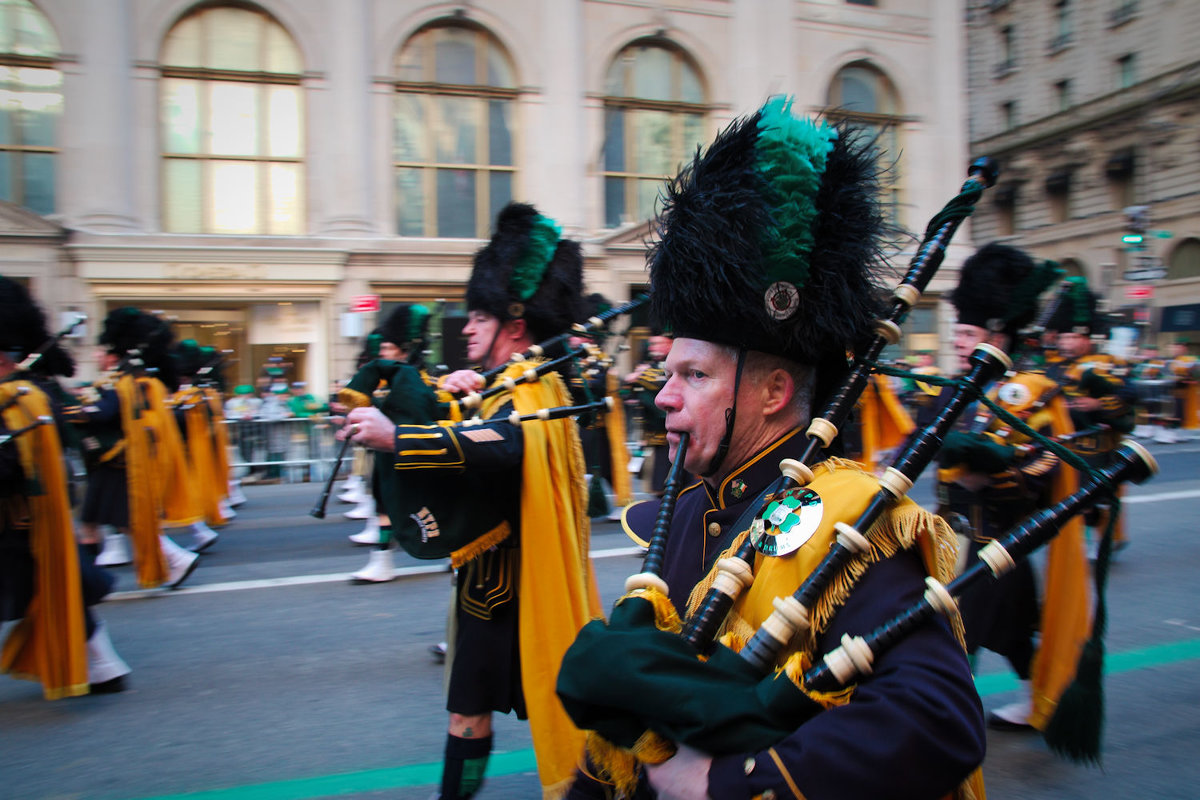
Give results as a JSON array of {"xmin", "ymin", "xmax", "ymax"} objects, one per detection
[{"xmin": 3, "ymin": 437, "xmax": 1199, "ymax": 800}]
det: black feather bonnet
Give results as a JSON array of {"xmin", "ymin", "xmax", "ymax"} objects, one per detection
[
  {"xmin": 951, "ymin": 242, "xmax": 1063, "ymax": 340},
  {"xmin": 0, "ymin": 276, "xmax": 75, "ymax": 378}
]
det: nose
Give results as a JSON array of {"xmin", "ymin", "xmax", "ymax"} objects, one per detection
[{"xmin": 655, "ymin": 373, "xmax": 681, "ymax": 414}]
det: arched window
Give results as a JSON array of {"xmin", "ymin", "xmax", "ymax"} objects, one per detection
[
  {"xmin": 1059, "ymin": 257, "xmax": 1087, "ymax": 280},
  {"xmin": 825, "ymin": 62, "xmax": 903, "ymax": 224},
  {"xmin": 0, "ymin": 0, "xmax": 61, "ymax": 215},
  {"xmin": 602, "ymin": 40, "xmax": 706, "ymax": 228},
  {"xmin": 392, "ymin": 22, "xmax": 516, "ymax": 239},
  {"xmin": 1168, "ymin": 238, "xmax": 1200, "ymax": 281},
  {"xmin": 160, "ymin": 5, "xmax": 305, "ymax": 234}
]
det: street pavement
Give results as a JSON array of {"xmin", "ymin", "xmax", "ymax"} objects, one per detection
[{"xmin": 3, "ymin": 438, "xmax": 1200, "ymax": 799}]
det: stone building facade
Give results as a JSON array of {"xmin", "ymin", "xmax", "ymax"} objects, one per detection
[
  {"xmin": 0, "ymin": 0, "xmax": 972, "ymax": 388},
  {"xmin": 966, "ymin": 0, "xmax": 1200, "ymax": 352}
]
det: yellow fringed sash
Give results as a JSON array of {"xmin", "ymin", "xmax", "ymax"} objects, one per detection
[
  {"xmin": 857, "ymin": 376, "xmax": 916, "ymax": 472},
  {"xmin": 116, "ymin": 375, "xmax": 167, "ymax": 587},
  {"xmin": 603, "ymin": 371, "xmax": 633, "ymax": 506},
  {"xmin": 0, "ymin": 380, "xmax": 89, "ymax": 699},
  {"xmin": 483, "ymin": 363, "xmax": 603, "ymax": 800}
]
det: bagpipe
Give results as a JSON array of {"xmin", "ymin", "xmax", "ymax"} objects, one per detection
[{"xmin": 557, "ymin": 158, "xmax": 1007, "ymax": 777}]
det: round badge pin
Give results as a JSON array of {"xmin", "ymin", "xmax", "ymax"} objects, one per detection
[
  {"xmin": 749, "ymin": 486, "xmax": 823, "ymax": 556},
  {"xmin": 764, "ymin": 281, "xmax": 800, "ymax": 321}
]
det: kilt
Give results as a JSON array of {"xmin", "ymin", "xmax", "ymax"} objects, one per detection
[{"xmin": 80, "ymin": 464, "xmax": 129, "ymax": 527}]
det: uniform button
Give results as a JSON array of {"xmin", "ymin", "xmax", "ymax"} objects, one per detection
[
  {"xmin": 743, "ymin": 757, "xmax": 755, "ymax": 775},
  {"xmin": 707, "ymin": 522, "xmax": 722, "ymax": 538},
  {"xmin": 761, "ymin": 790, "xmax": 777, "ymax": 800}
]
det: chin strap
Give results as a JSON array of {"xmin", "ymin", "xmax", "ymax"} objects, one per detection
[{"xmin": 701, "ymin": 348, "xmax": 746, "ymax": 478}]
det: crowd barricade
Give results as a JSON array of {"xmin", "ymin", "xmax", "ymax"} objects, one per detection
[
  {"xmin": 223, "ymin": 416, "xmax": 341, "ymax": 484},
  {"xmin": 1132, "ymin": 377, "xmax": 1178, "ymax": 429}
]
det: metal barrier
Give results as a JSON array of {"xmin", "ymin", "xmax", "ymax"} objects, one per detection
[
  {"xmin": 223, "ymin": 416, "xmax": 342, "ymax": 484},
  {"xmin": 1133, "ymin": 377, "xmax": 1177, "ymax": 427}
]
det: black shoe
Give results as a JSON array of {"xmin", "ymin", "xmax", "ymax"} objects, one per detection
[
  {"xmin": 987, "ymin": 711, "xmax": 1034, "ymax": 731},
  {"xmin": 90, "ymin": 675, "xmax": 127, "ymax": 694},
  {"xmin": 429, "ymin": 642, "xmax": 446, "ymax": 664}
]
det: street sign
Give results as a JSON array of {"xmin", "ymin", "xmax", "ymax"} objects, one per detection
[
  {"xmin": 1124, "ymin": 267, "xmax": 1167, "ymax": 282},
  {"xmin": 1126, "ymin": 285, "xmax": 1154, "ymax": 300},
  {"xmin": 350, "ymin": 294, "xmax": 381, "ymax": 313}
]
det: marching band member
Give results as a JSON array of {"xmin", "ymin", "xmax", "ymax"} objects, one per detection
[
  {"xmin": 169, "ymin": 339, "xmax": 228, "ymax": 549},
  {"xmin": 342, "ymin": 202, "xmax": 601, "ymax": 800},
  {"xmin": 934, "ymin": 243, "xmax": 1088, "ymax": 732},
  {"xmin": 623, "ymin": 334, "xmax": 678, "ymax": 496},
  {"xmin": 0, "ymin": 277, "xmax": 130, "ymax": 697},
  {"xmin": 564, "ymin": 97, "xmax": 984, "ymax": 800},
  {"xmin": 1041, "ymin": 278, "xmax": 1136, "ymax": 557}
]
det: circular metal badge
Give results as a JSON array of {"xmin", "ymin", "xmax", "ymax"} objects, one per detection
[
  {"xmin": 764, "ymin": 281, "xmax": 801, "ymax": 321},
  {"xmin": 997, "ymin": 380, "xmax": 1033, "ymax": 410},
  {"xmin": 749, "ymin": 486, "xmax": 824, "ymax": 556}
]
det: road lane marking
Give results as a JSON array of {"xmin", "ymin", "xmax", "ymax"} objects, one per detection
[
  {"xmin": 1123, "ymin": 487, "xmax": 1200, "ymax": 504},
  {"xmin": 126, "ymin": 637, "xmax": 1200, "ymax": 800}
]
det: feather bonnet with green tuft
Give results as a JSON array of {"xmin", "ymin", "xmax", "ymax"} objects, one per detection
[
  {"xmin": 951, "ymin": 243, "xmax": 1064, "ymax": 339},
  {"xmin": 648, "ymin": 96, "xmax": 889, "ymax": 395},
  {"xmin": 466, "ymin": 202, "xmax": 584, "ymax": 342},
  {"xmin": 1045, "ymin": 276, "xmax": 1100, "ymax": 335},
  {"xmin": 0, "ymin": 275, "xmax": 75, "ymax": 378}
]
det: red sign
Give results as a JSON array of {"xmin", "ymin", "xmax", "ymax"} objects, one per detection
[
  {"xmin": 1125, "ymin": 286, "xmax": 1154, "ymax": 300},
  {"xmin": 350, "ymin": 294, "xmax": 381, "ymax": 313}
]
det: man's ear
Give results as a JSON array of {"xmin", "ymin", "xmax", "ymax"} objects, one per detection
[
  {"xmin": 759, "ymin": 367, "xmax": 793, "ymax": 416},
  {"xmin": 501, "ymin": 317, "xmax": 528, "ymax": 342}
]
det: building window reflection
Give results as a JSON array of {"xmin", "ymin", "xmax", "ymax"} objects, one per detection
[
  {"xmin": 392, "ymin": 22, "xmax": 517, "ymax": 239},
  {"xmin": 602, "ymin": 39, "xmax": 707, "ymax": 228},
  {"xmin": 825, "ymin": 61, "xmax": 903, "ymax": 226},
  {"xmin": 0, "ymin": 0, "xmax": 61, "ymax": 216},
  {"xmin": 159, "ymin": 5, "xmax": 305, "ymax": 235}
]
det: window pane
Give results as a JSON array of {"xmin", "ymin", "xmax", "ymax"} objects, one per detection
[
  {"xmin": 838, "ymin": 71, "xmax": 877, "ymax": 113},
  {"xmin": 209, "ymin": 82, "xmax": 258, "ymax": 156},
  {"xmin": 209, "ymin": 7, "xmax": 262, "ymax": 72},
  {"xmin": 488, "ymin": 169, "xmax": 512, "ymax": 228},
  {"xmin": 635, "ymin": 178, "xmax": 662, "ymax": 223},
  {"xmin": 210, "ymin": 160, "xmax": 258, "ymax": 233},
  {"xmin": 1, "ymin": 0, "xmax": 58, "ymax": 55},
  {"xmin": 264, "ymin": 20, "xmax": 301, "ymax": 74},
  {"xmin": 267, "ymin": 85, "xmax": 300, "ymax": 157},
  {"xmin": 0, "ymin": 150, "xmax": 9, "ymax": 201},
  {"xmin": 631, "ymin": 47, "xmax": 673, "ymax": 101},
  {"xmin": 680, "ymin": 60, "xmax": 703, "ymax": 104},
  {"xmin": 434, "ymin": 95, "xmax": 477, "ymax": 165},
  {"xmin": 163, "ymin": 159, "xmax": 202, "ymax": 232},
  {"xmin": 488, "ymin": 99, "xmax": 511, "ymax": 166},
  {"xmin": 604, "ymin": 176, "xmax": 624, "ymax": 227},
  {"xmin": 394, "ymin": 93, "xmax": 426, "ymax": 162},
  {"xmin": 604, "ymin": 56, "xmax": 628, "ymax": 97},
  {"xmin": 161, "ymin": 15, "xmax": 201, "ymax": 66},
  {"xmin": 434, "ymin": 28, "xmax": 476, "ymax": 85},
  {"xmin": 436, "ymin": 168, "xmax": 475, "ymax": 237},
  {"xmin": 162, "ymin": 78, "xmax": 201, "ymax": 154},
  {"xmin": 630, "ymin": 109, "xmax": 673, "ymax": 175},
  {"xmin": 603, "ymin": 107, "xmax": 624, "ymax": 172},
  {"xmin": 269, "ymin": 163, "xmax": 301, "ymax": 234},
  {"xmin": 681, "ymin": 113, "xmax": 704, "ymax": 162},
  {"xmin": 486, "ymin": 40, "xmax": 514, "ymax": 87},
  {"xmin": 21, "ymin": 149, "xmax": 51, "ymax": 214},
  {"xmin": 395, "ymin": 166, "xmax": 425, "ymax": 236},
  {"xmin": 395, "ymin": 36, "xmax": 426, "ymax": 83}
]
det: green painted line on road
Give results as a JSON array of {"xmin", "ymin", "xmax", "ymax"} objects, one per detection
[{"xmin": 131, "ymin": 637, "xmax": 1200, "ymax": 800}]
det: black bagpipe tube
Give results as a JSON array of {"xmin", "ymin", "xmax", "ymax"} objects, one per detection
[
  {"xmin": 678, "ymin": 156, "xmax": 1000, "ymax": 653},
  {"xmin": 803, "ymin": 439, "xmax": 1157, "ymax": 692},
  {"xmin": 476, "ymin": 293, "xmax": 650, "ymax": 384},
  {"xmin": 459, "ymin": 343, "xmax": 592, "ymax": 412},
  {"xmin": 624, "ymin": 432, "xmax": 691, "ymax": 596},
  {"xmin": 0, "ymin": 385, "xmax": 32, "ymax": 413},
  {"xmin": 736, "ymin": 343, "xmax": 1012, "ymax": 670},
  {"xmin": 309, "ymin": 431, "xmax": 355, "ymax": 519},
  {"xmin": 0, "ymin": 414, "xmax": 53, "ymax": 446},
  {"xmin": 498, "ymin": 396, "xmax": 613, "ymax": 425},
  {"xmin": 14, "ymin": 313, "xmax": 87, "ymax": 373},
  {"xmin": 1012, "ymin": 278, "xmax": 1074, "ymax": 372}
]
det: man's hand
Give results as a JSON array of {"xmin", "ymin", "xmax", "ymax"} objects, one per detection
[
  {"xmin": 440, "ymin": 369, "xmax": 486, "ymax": 396},
  {"xmin": 644, "ymin": 745, "xmax": 712, "ymax": 800},
  {"xmin": 1069, "ymin": 396, "xmax": 1102, "ymax": 413},
  {"xmin": 338, "ymin": 406, "xmax": 394, "ymax": 452}
]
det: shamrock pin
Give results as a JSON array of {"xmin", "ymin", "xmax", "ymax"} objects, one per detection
[{"xmin": 765, "ymin": 494, "xmax": 803, "ymax": 533}]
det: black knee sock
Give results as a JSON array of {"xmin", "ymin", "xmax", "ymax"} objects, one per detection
[{"xmin": 441, "ymin": 733, "xmax": 491, "ymax": 799}]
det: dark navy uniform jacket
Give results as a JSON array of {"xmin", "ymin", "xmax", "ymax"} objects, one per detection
[{"xmin": 625, "ymin": 428, "xmax": 985, "ymax": 800}]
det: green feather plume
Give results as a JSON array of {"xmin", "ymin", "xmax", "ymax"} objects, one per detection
[
  {"xmin": 509, "ymin": 214, "xmax": 561, "ymax": 302},
  {"xmin": 755, "ymin": 96, "xmax": 838, "ymax": 288},
  {"xmin": 1006, "ymin": 259, "xmax": 1065, "ymax": 327},
  {"xmin": 407, "ymin": 304, "xmax": 430, "ymax": 343}
]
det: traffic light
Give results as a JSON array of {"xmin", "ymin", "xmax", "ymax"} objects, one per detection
[{"xmin": 1123, "ymin": 204, "xmax": 1149, "ymax": 248}]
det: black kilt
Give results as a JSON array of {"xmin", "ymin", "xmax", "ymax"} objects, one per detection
[
  {"xmin": 80, "ymin": 464, "xmax": 128, "ymax": 527},
  {"xmin": 958, "ymin": 538, "xmax": 1039, "ymax": 678},
  {"xmin": 447, "ymin": 585, "xmax": 525, "ymax": 719}
]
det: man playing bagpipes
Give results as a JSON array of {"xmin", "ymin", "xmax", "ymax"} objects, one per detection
[
  {"xmin": 1040, "ymin": 279, "xmax": 1136, "ymax": 557},
  {"xmin": 75, "ymin": 308, "xmax": 200, "ymax": 590},
  {"xmin": 169, "ymin": 339, "xmax": 232, "ymax": 546},
  {"xmin": 337, "ymin": 302, "xmax": 439, "ymax": 584},
  {"xmin": 930, "ymin": 243, "xmax": 1090, "ymax": 734},
  {"xmin": 559, "ymin": 97, "xmax": 985, "ymax": 800},
  {"xmin": 0, "ymin": 276, "xmax": 131, "ymax": 697},
  {"xmin": 341, "ymin": 202, "xmax": 603, "ymax": 800},
  {"xmin": 623, "ymin": 334, "xmax": 681, "ymax": 496}
]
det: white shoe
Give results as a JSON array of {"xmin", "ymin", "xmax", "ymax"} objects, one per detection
[
  {"xmin": 95, "ymin": 533, "xmax": 132, "ymax": 567},
  {"xmin": 338, "ymin": 475, "xmax": 366, "ymax": 504},
  {"xmin": 187, "ymin": 521, "xmax": 220, "ymax": 553},
  {"xmin": 1133, "ymin": 424, "xmax": 1154, "ymax": 439},
  {"xmin": 349, "ymin": 516, "xmax": 382, "ymax": 546},
  {"xmin": 227, "ymin": 481, "xmax": 247, "ymax": 507},
  {"xmin": 987, "ymin": 680, "xmax": 1033, "ymax": 729},
  {"xmin": 87, "ymin": 622, "xmax": 131, "ymax": 690},
  {"xmin": 1153, "ymin": 427, "xmax": 1179, "ymax": 444},
  {"xmin": 350, "ymin": 548, "xmax": 396, "ymax": 583},
  {"xmin": 344, "ymin": 496, "xmax": 375, "ymax": 520},
  {"xmin": 218, "ymin": 499, "xmax": 236, "ymax": 521},
  {"xmin": 161, "ymin": 536, "xmax": 199, "ymax": 589}
]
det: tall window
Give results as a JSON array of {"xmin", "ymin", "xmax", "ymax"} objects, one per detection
[
  {"xmin": 0, "ymin": 0, "xmax": 61, "ymax": 215},
  {"xmin": 1117, "ymin": 53, "xmax": 1137, "ymax": 89},
  {"xmin": 392, "ymin": 23, "xmax": 516, "ymax": 239},
  {"xmin": 602, "ymin": 40, "xmax": 706, "ymax": 228},
  {"xmin": 826, "ymin": 62, "xmax": 903, "ymax": 224},
  {"xmin": 160, "ymin": 6, "xmax": 305, "ymax": 235},
  {"xmin": 1167, "ymin": 238, "xmax": 1200, "ymax": 281},
  {"xmin": 1002, "ymin": 100, "xmax": 1018, "ymax": 131},
  {"xmin": 1054, "ymin": 79, "xmax": 1072, "ymax": 112}
]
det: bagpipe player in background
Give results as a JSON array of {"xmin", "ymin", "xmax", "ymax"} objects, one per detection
[
  {"xmin": 562, "ymin": 96, "xmax": 985, "ymax": 800},
  {"xmin": 1041, "ymin": 278, "xmax": 1136, "ymax": 558},
  {"xmin": 0, "ymin": 276, "xmax": 131, "ymax": 697},
  {"xmin": 622, "ymin": 333, "xmax": 681, "ymax": 496},
  {"xmin": 934, "ymin": 243, "xmax": 1090, "ymax": 732},
  {"xmin": 340, "ymin": 202, "xmax": 602, "ymax": 800}
]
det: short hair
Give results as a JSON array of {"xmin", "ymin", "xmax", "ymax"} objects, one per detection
[{"xmin": 714, "ymin": 344, "xmax": 814, "ymax": 426}]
